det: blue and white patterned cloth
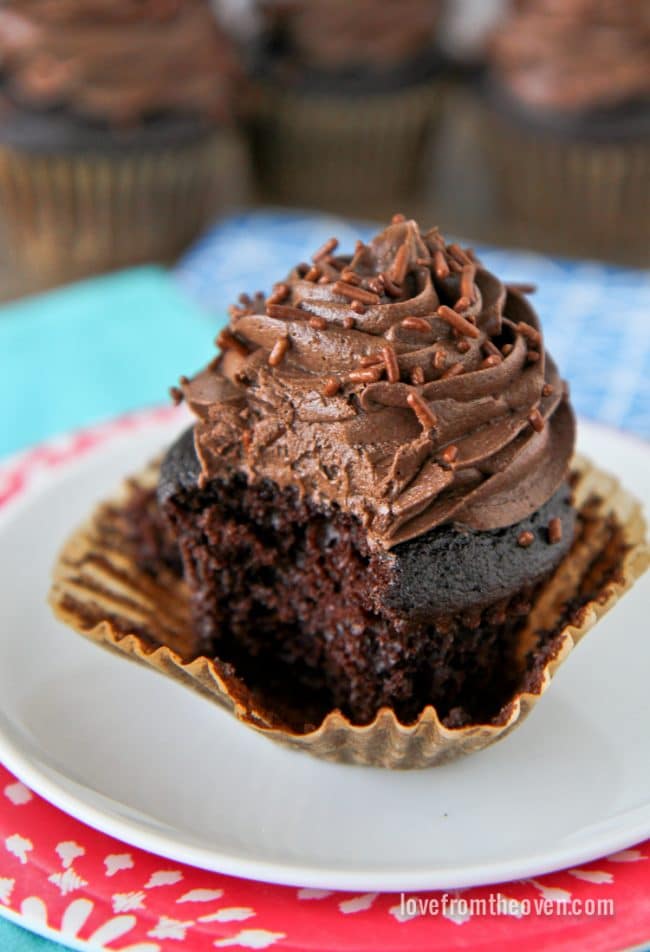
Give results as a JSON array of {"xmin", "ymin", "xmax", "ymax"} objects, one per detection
[{"xmin": 176, "ymin": 209, "xmax": 650, "ymax": 439}]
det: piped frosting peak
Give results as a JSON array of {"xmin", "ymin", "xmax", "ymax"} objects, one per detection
[{"xmin": 179, "ymin": 216, "xmax": 575, "ymax": 548}]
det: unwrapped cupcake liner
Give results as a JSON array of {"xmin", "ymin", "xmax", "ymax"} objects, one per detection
[
  {"xmin": 50, "ymin": 455, "xmax": 649, "ymax": 769},
  {"xmin": 482, "ymin": 110, "xmax": 650, "ymax": 260},
  {"xmin": 0, "ymin": 131, "xmax": 242, "ymax": 289},
  {"xmin": 248, "ymin": 80, "xmax": 443, "ymax": 215}
]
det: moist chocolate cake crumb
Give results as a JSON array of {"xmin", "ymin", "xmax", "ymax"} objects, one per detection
[{"xmin": 146, "ymin": 428, "xmax": 576, "ymax": 727}]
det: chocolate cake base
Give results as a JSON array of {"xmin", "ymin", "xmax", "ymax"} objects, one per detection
[{"xmin": 139, "ymin": 428, "xmax": 576, "ymax": 727}]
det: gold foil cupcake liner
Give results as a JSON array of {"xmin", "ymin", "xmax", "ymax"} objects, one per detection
[
  {"xmin": 248, "ymin": 80, "xmax": 443, "ymax": 215},
  {"xmin": 482, "ymin": 112, "xmax": 650, "ymax": 261},
  {"xmin": 0, "ymin": 131, "xmax": 246, "ymax": 291},
  {"xmin": 50, "ymin": 455, "xmax": 648, "ymax": 769}
]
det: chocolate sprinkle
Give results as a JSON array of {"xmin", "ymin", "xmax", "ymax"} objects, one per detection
[
  {"xmin": 169, "ymin": 385, "xmax": 183, "ymax": 405},
  {"xmin": 432, "ymin": 349, "xmax": 447, "ymax": 371},
  {"xmin": 460, "ymin": 264, "xmax": 477, "ymax": 303},
  {"xmin": 312, "ymin": 237, "xmax": 338, "ymax": 262},
  {"xmin": 334, "ymin": 282, "xmax": 381, "ymax": 306},
  {"xmin": 483, "ymin": 340, "xmax": 502, "ymax": 358},
  {"xmin": 448, "ymin": 243, "xmax": 472, "ymax": 267},
  {"xmin": 401, "ymin": 316, "xmax": 431, "ymax": 333},
  {"xmin": 407, "ymin": 392, "xmax": 438, "ymax": 430},
  {"xmin": 528, "ymin": 408, "xmax": 545, "ymax": 432},
  {"xmin": 390, "ymin": 242, "xmax": 409, "ymax": 286},
  {"xmin": 267, "ymin": 303, "xmax": 306, "ymax": 321},
  {"xmin": 265, "ymin": 283, "xmax": 289, "ymax": 307},
  {"xmin": 547, "ymin": 517, "xmax": 563, "ymax": 545},
  {"xmin": 365, "ymin": 276, "xmax": 385, "ymax": 295},
  {"xmin": 381, "ymin": 272, "xmax": 403, "ymax": 298},
  {"xmin": 382, "ymin": 346, "xmax": 400, "ymax": 384},
  {"xmin": 349, "ymin": 367, "xmax": 383, "ymax": 384},
  {"xmin": 433, "ymin": 250, "xmax": 450, "ymax": 280},
  {"xmin": 323, "ymin": 376, "xmax": 340, "ymax": 397},
  {"xmin": 517, "ymin": 530, "xmax": 535, "ymax": 547},
  {"xmin": 216, "ymin": 329, "xmax": 249, "ymax": 357},
  {"xmin": 441, "ymin": 444, "xmax": 458, "ymax": 465},
  {"xmin": 441, "ymin": 362, "xmax": 465, "ymax": 379},
  {"xmin": 437, "ymin": 305, "xmax": 481, "ymax": 339},
  {"xmin": 268, "ymin": 336, "xmax": 290, "ymax": 367},
  {"xmin": 517, "ymin": 321, "xmax": 542, "ymax": 346},
  {"xmin": 507, "ymin": 283, "xmax": 537, "ymax": 294}
]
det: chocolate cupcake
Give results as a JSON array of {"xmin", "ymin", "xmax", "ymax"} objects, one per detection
[
  {"xmin": 0, "ymin": 0, "xmax": 243, "ymax": 288},
  {"xmin": 51, "ymin": 216, "xmax": 649, "ymax": 767},
  {"xmin": 248, "ymin": 0, "xmax": 444, "ymax": 215},
  {"xmin": 483, "ymin": 0, "xmax": 650, "ymax": 262}
]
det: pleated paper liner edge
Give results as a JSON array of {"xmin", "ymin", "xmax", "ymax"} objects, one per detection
[{"xmin": 49, "ymin": 454, "xmax": 649, "ymax": 769}]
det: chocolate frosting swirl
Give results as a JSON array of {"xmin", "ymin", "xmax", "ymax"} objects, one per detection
[
  {"xmin": 0, "ymin": 0, "xmax": 240, "ymax": 124},
  {"xmin": 489, "ymin": 0, "xmax": 650, "ymax": 113},
  {"xmin": 180, "ymin": 217, "xmax": 575, "ymax": 549}
]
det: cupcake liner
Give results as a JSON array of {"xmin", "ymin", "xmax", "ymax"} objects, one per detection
[
  {"xmin": 0, "ymin": 131, "xmax": 244, "ymax": 290},
  {"xmin": 482, "ymin": 110, "xmax": 650, "ymax": 260},
  {"xmin": 248, "ymin": 80, "xmax": 443, "ymax": 215},
  {"xmin": 50, "ymin": 455, "xmax": 648, "ymax": 769}
]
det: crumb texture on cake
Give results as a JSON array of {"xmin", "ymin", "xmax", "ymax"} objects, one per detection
[
  {"xmin": 156, "ymin": 426, "xmax": 576, "ymax": 726},
  {"xmin": 49, "ymin": 453, "xmax": 648, "ymax": 766}
]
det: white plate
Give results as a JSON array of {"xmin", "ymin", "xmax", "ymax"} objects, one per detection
[{"xmin": 0, "ymin": 411, "xmax": 648, "ymax": 892}]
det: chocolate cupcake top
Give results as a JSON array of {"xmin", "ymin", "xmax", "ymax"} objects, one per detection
[
  {"xmin": 178, "ymin": 216, "xmax": 575, "ymax": 548},
  {"xmin": 260, "ymin": 0, "xmax": 441, "ymax": 73},
  {"xmin": 0, "ymin": 0, "xmax": 240, "ymax": 125},
  {"xmin": 489, "ymin": 0, "xmax": 650, "ymax": 114}
]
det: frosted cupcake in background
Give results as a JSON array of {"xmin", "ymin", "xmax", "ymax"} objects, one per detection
[
  {"xmin": 483, "ymin": 0, "xmax": 650, "ymax": 262},
  {"xmin": 0, "ymin": 0, "xmax": 244, "ymax": 290},
  {"xmin": 248, "ymin": 0, "xmax": 445, "ymax": 216}
]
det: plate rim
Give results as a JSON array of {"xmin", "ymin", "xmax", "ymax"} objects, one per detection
[{"xmin": 0, "ymin": 408, "xmax": 648, "ymax": 892}]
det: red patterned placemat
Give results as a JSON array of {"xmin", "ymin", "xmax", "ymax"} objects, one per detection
[{"xmin": 1, "ymin": 763, "xmax": 649, "ymax": 952}]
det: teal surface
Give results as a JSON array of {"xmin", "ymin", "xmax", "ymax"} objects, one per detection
[
  {"xmin": 0, "ymin": 266, "xmax": 220, "ymax": 460},
  {"xmin": 0, "ymin": 265, "xmax": 222, "ymax": 949},
  {"xmin": 0, "ymin": 919, "xmax": 63, "ymax": 950}
]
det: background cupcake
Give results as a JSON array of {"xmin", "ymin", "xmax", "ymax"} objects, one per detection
[
  {"xmin": 482, "ymin": 0, "xmax": 650, "ymax": 261},
  {"xmin": 0, "ymin": 0, "xmax": 245, "ymax": 291},
  {"xmin": 248, "ymin": 0, "xmax": 445, "ymax": 217}
]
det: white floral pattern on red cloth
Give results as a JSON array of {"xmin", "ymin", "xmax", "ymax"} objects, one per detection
[
  {"xmin": 0, "ymin": 409, "xmax": 649, "ymax": 950},
  {"xmin": 1, "ymin": 763, "xmax": 649, "ymax": 951}
]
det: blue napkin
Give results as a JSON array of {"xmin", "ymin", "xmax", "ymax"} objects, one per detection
[{"xmin": 0, "ymin": 266, "xmax": 221, "ymax": 461}]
